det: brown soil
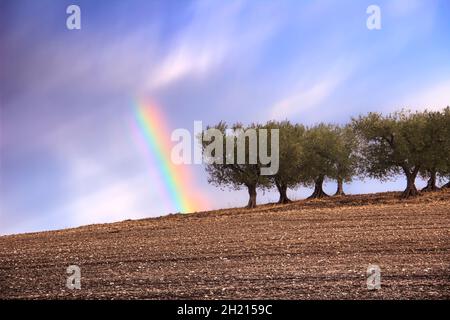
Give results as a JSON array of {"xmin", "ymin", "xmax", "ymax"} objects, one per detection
[{"xmin": 1, "ymin": 191, "xmax": 449, "ymax": 300}]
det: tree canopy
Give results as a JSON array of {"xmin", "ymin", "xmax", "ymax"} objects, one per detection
[
  {"xmin": 199, "ymin": 122, "xmax": 274, "ymax": 208},
  {"xmin": 353, "ymin": 110, "xmax": 431, "ymax": 198},
  {"xmin": 200, "ymin": 108, "xmax": 450, "ymax": 209},
  {"xmin": 264, "ymin": 120, "xmax": 305, "ymax": 203}
]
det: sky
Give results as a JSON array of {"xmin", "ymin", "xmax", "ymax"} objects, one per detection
[{"xmin": 1, "ymin": 0, "xmax": 450, "ymax": 235}]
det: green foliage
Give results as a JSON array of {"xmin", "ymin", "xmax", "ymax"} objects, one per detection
[
  {"xmin": 201, "ymin": 107, "xmax": 450, "ymax": 206},
  {"xmin": 299, "ymin": 123, "xmax": 338, "ymax": 186},
  {"xmin": 418, "ymin": 108, "xmax": 450, "ymax": 184},
  {"xmin": 351, "ymin": 109, "xmax": 450, "ymax": 197},
  {"xmin": 199, "ymin": 122, "xmax": 271, "ymax": 191},
  {"xmin": 296, "ymin": 124, "xmax": 359, "ymax": 197},
  {"xmin": 331, "ymin": 124, "xmax": 360, "ymax": 183},
  {"xmin": 265, "ymin": 120, "xmax": 305, "ymax": 188},
  {"xmin": 438, "ymin": 107, "xmax": 450, "ymax": 181},
  {"xmin": 352, "ymin": 111, "xmax": 427, "ymax": 179}
]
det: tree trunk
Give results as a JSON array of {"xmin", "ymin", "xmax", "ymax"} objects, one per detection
[
  {"xmin": 276, "ymin": 182, "xmax": 291, "ymax": 204},
  {"xmin": 246, "ymin": 184, "xmax": 257, "ymax": 209},
  {"xmin": 334, "ymin": 177, "xmax": 345, "ymax": 196},
  {"xmin": 307, "ymin": 175, "xmax": 329, "ymax": 199},
  {"xmin": 421, "ymin": 170, "xmax": 440, "ymax": 192},
  {"xmin": 401, "ymin": 167, "xmax": 419, "ymax": 199}
]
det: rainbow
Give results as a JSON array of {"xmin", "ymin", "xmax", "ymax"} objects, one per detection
[{"xmin": 132, "ymin": 100, "xmax": 206, "ymax": 213}]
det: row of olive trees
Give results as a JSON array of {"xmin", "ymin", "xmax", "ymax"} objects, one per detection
[{"xmin": 200, "ymin": 108, "xmax": 450, "ymax": 208}]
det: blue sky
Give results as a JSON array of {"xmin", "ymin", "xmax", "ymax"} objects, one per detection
[{"xmin": 1, "ymin": 0, "xmax": 450, "ymax": 235}]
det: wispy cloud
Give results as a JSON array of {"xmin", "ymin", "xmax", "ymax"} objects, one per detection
[
  {"xmin": 398, "ymin": 80, "xmax": 450, "ymax": 111},
  {"xmin": 55, "ymin": 142, "xmax": 169, "ymax": 228},
  {"xmin": 67, "ymin": 175, "xmax": 154, "ymax": 227},
  {"xmin": 2, "ymin": 0, "xmax": 450, "ymax": 235},
  {"xmin": 146, "ymin": 0, "xmax": 279, "ymax": 91},
  {"xmin": 269, "ymin": 63, "xmax": 355, "ymax": 121},
  {"xmin": 387, "ymin": 0, "xmax": 429, "ymax": 16}
]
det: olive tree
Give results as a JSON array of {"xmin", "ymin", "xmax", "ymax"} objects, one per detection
[
  {"xmin": 352, "ymin": 110, "xmax": 429, "ymax": 198},
  {"xmin": 437, "ymin": 107, "xmax": 450, "ymax": 188},
  {"xmin": 199, "ymin": 122, "xmax": 276, "ymax": 208},
  {"xmin": 331, "ymin": 124, "xmax": 360, "ymax": 196},
  {"xmin": 300, "ymin": 124, "xmax": 338, "ymax": 199},
  {"xmin": 419, "ymin": 108, "xmax": 450, "ymax": 191},
  {"xmin": 265, "ymin": 121, "xmax": 305, "ymax": 203}
]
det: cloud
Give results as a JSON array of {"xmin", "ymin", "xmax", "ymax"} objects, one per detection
[
  {"xmin": 35, "ymin": 114, "xmax": 170, "ymax": 228},
  {"xmin": 387, "ymin": 0, "xmax": 427, "ymax": 16},
  {"xmin": 1, "ymin": 0, "xmax": 278, "ymax": 98},
  {"xmin": 146, "ymin": 0, "xmax": 278, "ymax": 91},
  {"xmin": 399, "ymin": 80, "xmax": 450, "ymax": 111},
  {"xmin": 57, "ymin": 146, "xmax": 167, "ymax": 228},
  {"xmin": 67, "ymin": 175, "xmax": 154, "ymax": 227},
  {"xmin": 2, "ymin": 0, "xmax": 449, "ymax": 236},
  {"xmin": 147, "ymin": 41, "xmax": 226, "ymax": 90},
  {"xmin": 269, "ymin": 63, "xmax": 354, "ymax": 120},
  {"xmin": 270, "ymin": 80, "xmax": 337, "ymax": 120}
]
